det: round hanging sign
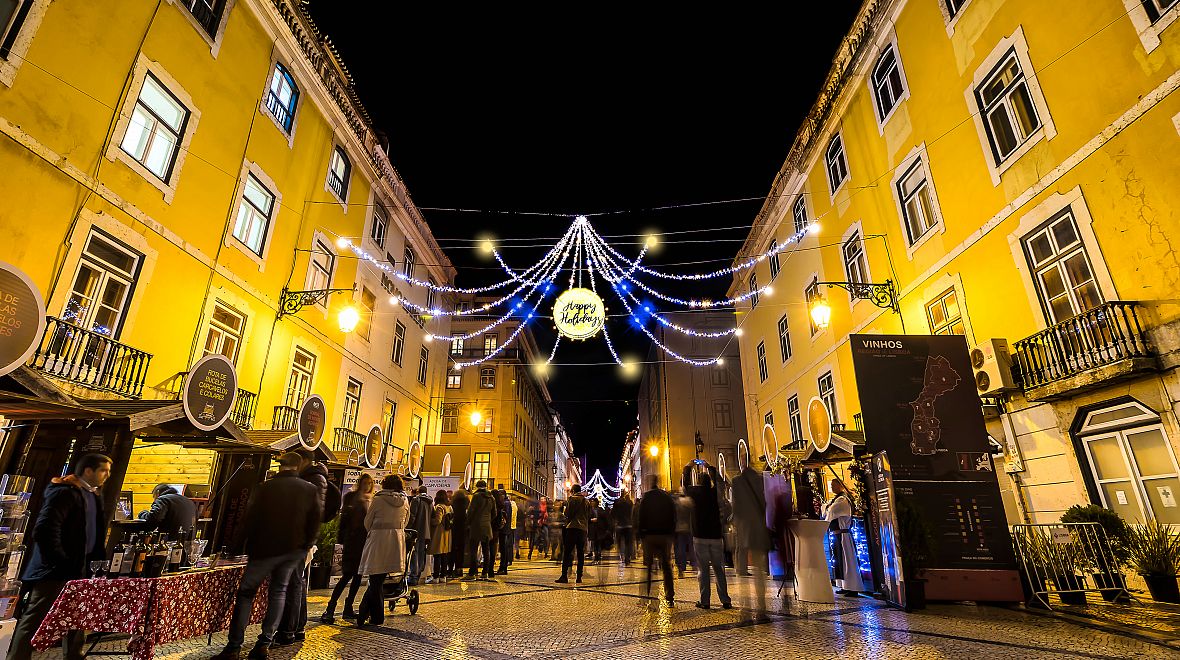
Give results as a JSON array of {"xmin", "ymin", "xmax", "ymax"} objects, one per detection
[
  {"xmin": 807, "ymin": 396, "xmax": 832, "ymax": 453},
  {"xmin": 736, "ymin": 438, "xmax": 750, "ymax": 472},
  {"xmin": 406, "ymin": 440, "xmax": 422, "ymax": 479},
  {"xmin": 553, "ymin": 287, "xmax": 605, "ymax": 341},
  {"xmin": 463, "ymin": 461, "xmax": 473, "ymax": 490},
  {"xmin": 296, "ymin": 394, "xmax": 327, "ymax": 450},
  {"xmin": 0, "ymin": 261, "xmax": 46, "ymax": 379},
  {"xmin": 760, "ymin": 424, "xmax": 778, "ymax": 470},
  {"xmin": 364, "ymin": 424, "xmax": 384, "ymax": 468},
  {"xmin": 441, "ymin": 452, "xmax": 452, "ymax": 477},
  {"xmin": 183, "ymin": 354, "xmax": 238, "ymax": 432}
]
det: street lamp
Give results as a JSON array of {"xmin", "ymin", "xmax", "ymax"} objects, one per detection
[
  {"xmin": 806, "ymin": 279, "xmax": 901, "ymax": 332},
  {"xmin": 694, "ymin": 431, "xmax": 704, "ymax": 459},
  {"xmin": 648, "ymin": 444, "xmax": 660, "ymax": 458},
  {"xmin": 810, "ymin": 296, "xmax": 833, "ymax": 331},
  {"xmin": 469, "ymin": 410, "xmax": 483, "ymax": 427},
  {"xmin": 337, "ymin": 306, "xmax": 360, "ymax": 333}
]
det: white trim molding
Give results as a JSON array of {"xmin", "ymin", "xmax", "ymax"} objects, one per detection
[
  {"xmin": 0, "ymin": 0, "xmax": 51, "ymax": 87},
  {"xmin": 890, "ymin": 143, "xmax": 947, "ymax": 260},
  {"xmin": 226, "ymin": 160, "xmax": 283, "ymax": 271},
  {"xmin": 1122, "ymin": 0, "xmax": 1180, "ymax": 54},
  {"xmin": 867, "ymin": 32, "xmax": 911, "ymax": 133}
]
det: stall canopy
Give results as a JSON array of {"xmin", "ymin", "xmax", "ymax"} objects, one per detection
[
  {"xmin": 0, "ymin": 367, "xmax": 109, "ymax": 420},
  {"xmin": 252, "ymin": 430, "xmax": 337, "ymax": 465},
  {"xmin": 76, "ymin": 398, "xmax": 254, "ymax": 450},
  {"xmin": 799, "ymin": 428, "xmax": 867, "ymax": 467}
]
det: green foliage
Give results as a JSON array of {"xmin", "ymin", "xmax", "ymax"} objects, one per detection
[
  {"xmin": 314, "ymin": 517, "xmax": 339, "ymax": 567},
  {"xmin": 1125, "ymin": 521, "xmax": 1180, "ymax": 577},
  {"xmin": 1060, "ymin": 505, "xmax": 1130, "ymax": 561}
]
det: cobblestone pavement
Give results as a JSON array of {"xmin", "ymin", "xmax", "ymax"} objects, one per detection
[{"xmin": 31, "ymin": 556, "xmax": 1180, "ymax": 659}]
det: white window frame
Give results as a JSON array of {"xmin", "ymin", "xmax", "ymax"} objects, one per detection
[
  {"xmin": 442, "ymin": 404, "xmax": 459, "ymax": 433},
  {"xmin": 451, "ymin": 334, "xmax": 465, "ymax": 356},
  {"xmin": 787, "ymin": 394, "xmax": 803, "ymax": 447},
  {"xmin": 711, "ymin": 366, "xmax": 728, "ymax": 387},
  {"xmin": 777, "ymin": 314, "xmax": 792, "ymax": 363},
  {"xmin": 966, "ymin": 28, "xmax": 1056, "ymax": 185},
  {"xmin": 480, "ymin": 367, "xmax": 496, "ymax": 389},
  {"xmin": 1079, "ymin": 401, "xmax": 1180, "ymax": 523},
  {"xmin": 764, "ymin": 411, "xmax": 774, "ymax": 430},
  {"xmin": 483, "ymin": 334, "xmax": 498, "ymax": 356},
  {"xmin": 749, "ymin": 272, "xmax": 759, "ymax": 309},
  {"xmin": 926, "ymin": 288, "xmax": 966, "ymax": 336},
  {"xmin": 418, "ymin": 347, "xmax": 429, "ymax": 385},
  {"xmin": 757, "ymin": 341, "xmax": 768, "ymax": 383},
  {"xmin": 61, "ymin": 230, "xmax": 141, "ymax": 339},
  {"xmin": 825, "ymin": 132, "xmax": 850, "ymax": 198},
  {"xmin": 792, "ymin": 193, "xmax": 810, "ymax": 236},
  {"xmin": 261, "ymin": 58, "xmax": 301, "ymax": 143},
  {"xmin": 392, "ymin": 321, "xmax": 406, "ymax": 366},
  {"xmin": 382, "ymin": 398, "xmax": 397, "ymax": 446},
  {"xmin": 818, "ymin": 370, "xmax": 840, "ymax": 425},
  {"xmin": 173, "ymin": 0, "xmax": 235, "ymax": 56},
  {"xmin": 108, "ymin": 60, "xmax": 200, "ymax": 202},
  {"xmin": 0, "ymin": 0, "xmax": 50, "ymax": 87},
  {"xmin": 284, "ymin": 346, "xmax": 315, "ymax": 408},
  {"xmin": 342, "ymin": 377, "xmax": 362, "ymax": 430},
  {"xmin": 202, "ymin": 300, "xmax": 246, "ymax": 364},
  {"xmin": 370, "ymin": 202, "xmax": 389, "ymax": 251},
  {"xmin": 841, "ymin": 223, "xmax": 871, "ymax": 308},
  {"xmin": 768, "ymin": 240, "xmax": 780, "ymax": 280},
  {"xmin": 410, "ymin": 413, "xmax": 423, "ymax": 444},
  {"xmin": 478, "ymin": 410, "xmax": 493, "ymax": 434},
  {"xmin": 357, "ymin": 287, "xmax": 376, "ymax": 341},
  {"xmin": 304, "ymin": 236, "xmax": 336, "ymax": 310},
  {"xmin": 890, "ymin": 145, "xmax": 945, "ymax": 258},
  {"xmin": 227, "ymin": 162, "xmax": 282, "ymax": 268},
  {"xmin": 402, "ymin": 247, "xmax": 416, "ymax": 279},
  {"xmin": 446, "ymin": 373, "xmax": 461, "ymax": 389},
  {"xmin": 868, "ymin": 38, "xmax": 909, "ymax": 129},
  {"xmin": 326, "ymin": 145, "xmax": 351, "ymax": 207},
  {"xmin": 474, "ymin": 451, "xmax": 491, "ymax": 478},
  {"xmin": 1021, "ymin": 208, "xmax": 1105, "ymax": 325},
  {"xmin": 1123, "ymin": 0, "xmax": 1180, "ymax": 53}
]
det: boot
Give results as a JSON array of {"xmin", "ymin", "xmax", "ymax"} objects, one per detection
[{"xmin": 247, "ymin": 643, "xmax": 269, "ymax": 659}]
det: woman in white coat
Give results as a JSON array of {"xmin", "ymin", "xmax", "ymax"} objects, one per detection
[
  {"xmin": 822, "ymin": 478, "xmax": 866, "ymax": 596},
  {"xmin": 356, "ymin": 474, "xmax": 410, "ymax": 626}
]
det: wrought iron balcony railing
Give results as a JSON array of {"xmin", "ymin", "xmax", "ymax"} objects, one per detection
[
  {"xmin": 273, "ymin": 405, "xmax": 299, "ymax": 432},
  {"xmin": 1013, "ymin": 301, "xmax": 1152, "ymax": 390},
  {"xmin": 229, "ymin": 388, "xmax": 258, "ymax": 429},
  {"xmin": 333, "ymin": 427, "xmax": 366, "ymax": 457},
  {"xmin": 28, "ymin": 316, "xmax": 153, "ymax": 399},
  {"xmin": 446, "ymin": 347, "xmax": 522, "ymax": 361}
]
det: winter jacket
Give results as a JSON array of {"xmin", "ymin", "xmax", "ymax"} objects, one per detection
[
  {"xmin": 407, "ymin": 493, "xmax": 433, "ymax": 543},
  {"xmin": 428, "ymin": 504, "xmax": 452, "ymax": 555},
  {"xmin": 338, "ymin": 490, "xmax": 371, "ymax": 574},
  {"xmin": 141, "ymin": 492, "xmax": 197, "ymax": 535},
  {"xmin": 358, "ymin": 489, "xmax": 410, "ymax": 575},
  {"xmin": 674, "ymin": 494, "xmax": 694, "ymax": 534},
  {"xmin": 688, "ymin": 484, "xmax": 723, "ymax": 539},
  {"xmin": 611, "ymin": 497, "xmax": 634, "ymax": 528},
  {"xmin": 731, "ymin": 467, "xmax": 771, "ymax": 552},
  {"xmin": 450, "ymin": 489, "xmax": 469, "ymax": 550},
  {"xmin": 239, "ymin": 471, "xmax": 321, "ymax": 560},
  {"xmin": 563, "ymin": 494, "xmax": 590, "ymax": 532},
  {"xmin": 466, "ymin": 488, "xmax": 496, "ymax": 542},
  {"xmin": 23, "ymin": 475, "xmax": 107, "ymax": 583},
  {"xmin": 299, "ymin": 463, "xmax": 330, "ymax": 518},
  {"xmin": 636, "ymin": 489, "xmax": 676, "ymax": 538}
]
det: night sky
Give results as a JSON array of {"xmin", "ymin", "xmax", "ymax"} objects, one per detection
[{"xmin": 306, "ymin": 3, "xmax": 861, "ymax": 475}]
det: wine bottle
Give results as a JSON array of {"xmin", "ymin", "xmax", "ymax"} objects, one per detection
[
  {"xmin": 131, "ymin": 534, "xmax": 150, "ymax": 577},
  {"xmin": 168, "ymin": 531, "xmax": 184, "ymax": 573},
  {"xmin": 109, "ymin": 537, "xmax": 126, "ymax": 577},
  {"xmin": 149, "ymin": 534, "xmax": 169, "ymax": 577},
  {"xmin": 119, "ymin": 535, "xmax": 136, "ymax": 576}
]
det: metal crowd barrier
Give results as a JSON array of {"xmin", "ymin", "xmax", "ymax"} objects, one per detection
[{"xmin": 1010, "ymin": 522, "xmax": 1136, "ymax": 610}]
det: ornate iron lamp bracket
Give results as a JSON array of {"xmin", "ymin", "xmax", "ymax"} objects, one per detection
[
  {"xmin": 815, "ymin": 280, "xmax": 900, "ymax": 313},
  {"xmin": 277, "ymin": 286, "xmax": 356, "ymax": 318}
]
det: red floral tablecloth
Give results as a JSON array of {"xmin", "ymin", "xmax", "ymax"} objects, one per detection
[{"xmin": 30, "ymin": 566, "xmax": 267, "ymax": 660}]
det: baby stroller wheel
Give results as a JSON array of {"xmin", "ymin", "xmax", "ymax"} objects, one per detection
[{"xmin": 408, "ymin": 589, "xmax": 420, "ymax": 615}]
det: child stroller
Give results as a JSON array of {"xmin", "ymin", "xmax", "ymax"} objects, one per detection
[{"xmin": 381, "ymin": 528, "xmax": 421, "ymax": 614}]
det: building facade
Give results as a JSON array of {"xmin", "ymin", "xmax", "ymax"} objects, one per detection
[
  {"xmin": 638, "ymin": 311, "xmax": 747, "ymax": 490},
  {"xmin": 438, "ymin": 294, "xmax": 555, "ymax": 498},
  {"xmin": 732, "ymin": 0, "xmax": 1180, "ymax": 525},
  {"xmin": 0, "ymin": 0, "xmax": 452, "ymax": 505}
]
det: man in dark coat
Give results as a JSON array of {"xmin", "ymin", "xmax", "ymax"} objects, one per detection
[
  {"xmin": 406, "ymin": 485, "xmax": 432, "ymax": 585},
  {"xmin": 612, "ymin": 492, "xmax": 635, "ymax": 564},
  {"xmin": 732, "ymin": 466, "xmax": 770, "ymax": 616},
  {"xmin": 462, "ymin": 481, "xmax": 496, "ymax": 581},
  {"xmin": 212, "ymin": 452, "xmax": 321, "ymax": 660},
  {"xmin": 636, "ymin": 476, "xmax": 676, "ymax": 607},
  {"xmin": 7, "ymin": 453, "xmax": 111, "ymax": 660},
  {"xmin": 556, "ymin": 484, "xmax": 589, "ymax": 584},
  {"xmin": 277, "ymin": 451, "xmax": 330, "ymax": 645},
  {"xmin": 689, "ymin": 473, "xmax": 731, "ymax": 609},
  {"xmin": 448, "ymin": 487, "xmax": 469, "ymax": 578},
  {"xmin": 140, "ymin": 483, "xmax": 196, "ymax": 535}
]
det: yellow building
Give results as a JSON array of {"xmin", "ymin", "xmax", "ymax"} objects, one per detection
[
  {"xmin": 732, "ymin": 0, "xmax": 1180, "ymax": 526},
  {"xmin": 0, "ymin": 0, "xmax": 452, "ymax": 512}
]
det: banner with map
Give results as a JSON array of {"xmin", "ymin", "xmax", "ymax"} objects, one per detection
[{"xmin": 850, "ymin": 334, "xmax": 1018, "ymax": 577}]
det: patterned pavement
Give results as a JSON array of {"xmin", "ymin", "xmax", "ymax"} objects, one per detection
[{"xmin": 30, "ymin": 555, "xmax": 1180, "ymax": 659}]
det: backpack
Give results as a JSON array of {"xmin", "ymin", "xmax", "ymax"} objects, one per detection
[{"xmin": 322, "ymin": 479, "xmax": 342, "ymax": 522}]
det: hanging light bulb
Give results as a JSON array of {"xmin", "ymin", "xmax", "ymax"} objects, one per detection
[
  {"xmin": 336, "ymin": 236, "xmax": 351, "ymax": 249},
  {"xmin": 811, "ymin": 297, "xmax": 833, "ymax": 330},
  {"xmin": 469, "ymin": 410, "xmax": 483, "ymax": 427},
  {"xmin": 337, "ymin": 306, "xmax": 360, "ymax": 333}
]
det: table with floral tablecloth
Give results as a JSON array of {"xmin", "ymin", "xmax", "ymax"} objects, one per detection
[{"xmin": 30, "ymin": 566, "xmax": 267, "ymax": 660}]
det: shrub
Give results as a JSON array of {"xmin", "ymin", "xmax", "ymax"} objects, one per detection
[
  {"xmin": 1125, "ymin": 521, "xmax": 1180, "ymax": 577},
  {"xmin": 1060, "ymin": 504, "xmax": 1131, "ymax": 561}
]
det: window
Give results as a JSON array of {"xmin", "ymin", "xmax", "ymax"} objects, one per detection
[
  {"xmin": 711, "ymin": 366, "xmax": 729, "ymax": 387},
  {"xmin": 202, "ymin": 302, "xmax": 245, "ymax": 363},
  {"xmin": 402, "ymin": 247, "xmax": 416, "ymax": 279},
  {"xmin": 768, "ymin": 240, "xmax": 780, "ymax": 279},
  {"xmin": 478, "ymin": 409, "xmax": 493, "ymax": 434},
  {"xmin": 842, "ymin": 231, "xmax": 869, "ymax": 285},
  {"xmin": 944, "ymin": 0, "xmax": 969, "ymax": 18},
  {"xmin": 426, "ymin": 281, "xmax": 436, "ymax": 312},
  {"xmin": 764, "ymin": 411, "xmax": 774, "ymax": 429},
  {"xmin": 62, "ymin": 232, "xmax": 141, "ymax": 338},
  {"xmin": 757, "ymin": 341, "xmax": 768, "ymax": 383},
  {"xmin": 777, "ymin": 315, "xmax": 792, "ymax": 362},
  {"xmin": 350, "ymin": 287, "xmax": 373, "ymax": 341},
  {"xmin": 1022, "ymin": 210, "xmax": 1102, "ymax": 324},
  {"xmin": 481, "ymin": 367, "xmax": 496, "ymax": 389},
  {"xmin": 231, "ymin": 174, "xmax": 275, "ymax": 256},
  {"xmin": 327, "ymin": 147, "xmax": 350, "ymax": 199},
  {"xmin": 819, "ymin": 371, "xmax": 839, "ymax": 424},
  {"xmin": 382, "ymin": 398, "xmax": 396, "ymax": 446},
  {"xmin": 305, "ymin": 239, "xmax": 334, "ymax": 298},
  {"xmin": 474, "ymin": 452, "xmax": 491, "ymax": 481},
  {"xmin": 713, "ymin": 401, "xmax": 733, "ymax": 429},
  {"xmin": 120, "ymin": 73, "xmax": 188, "ymax": 182},
  {"xmin": 442, "ymin": 404, "xmax": 459, "ymax": 433},
  {"xmin": 392, "ymin": 321, "xmax": 406, "ymax": 365},
  {"xmin": 926, "ymin": 289, "xmax": 965, "ymax": 335},
  {"xmin": 342, "ymin": 378, "xmax": 362, "ymax": 430},
  {"xmin": 871, "ymin": 44, "xmax": 906, "ymax": 121},
  {"xmin": 0, "ymin": 0, "xmax": 31, "ymax": 59},
  {"xmin": 179, "ymin": 0, "xmax": 225, "ymax": 37},
  {"xmin": 1078, "ymin": 401, "xmax": 1180, "ymax": 524},
  {"xmin": 370, "ymin": 204, "xmax": 388, "ymax": 249},
  {"xmin": 265, "ymin": 62, "xmax": 298, "ymax": 133},
  {"xmin": 897, "ymin": 159, "xmax": 938, "ymax": 245},
  {"xmin": 805, "ymin": 279, "xmax": 822, "ymax": 336},
  {"xmin": 410, "ymin": 414, "xmax": 423, "ymax": 444},
  {"xmin": 284, "ymin": 347, "xmax": 315, "ymax": 407},
  {"xmin": 451, "ymin": 335, "xmax": 465, "ymax": 356},
  {"xmin": 825, "ymin": 134, "xmax": 849, "ymax": 193},
  {"xmin": 446, "ymin": 373, "xmax": 461, "ymax": 389},
  {"xmin": 418, "ymin": 347, "xmax": 429, "ymax": 385},
  {"xmin": 748, "ymin": 273, "xmax": 759, "ymax": 308},
  {"xmin": 976, "ymin": 50, "xmax": 1041, "ymax": 162},
  {"xmin": 1141, "ymin": 0, "xmax": 1180, "ymax": 22},
  {"xmin": 788, "ymin": 395, "xmax": 803, "ymax": 447},
  {"xmin": 483, "ymin": 334, "xmax": 498, "ymax": 356},
  {"xmin": 792, "ymin": 195, "xmax": 808, "ymax": 235}
]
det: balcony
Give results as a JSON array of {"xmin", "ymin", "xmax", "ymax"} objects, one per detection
[
  {"xmin": 333, "ymin": 427, "xmax": 366, "ymax": 457},
  {"xmin": 272, "ymin": 405, "xmax": 299, "ymax": 432},
  {"xmin": 28, "ymin": 316, "xmax": 153, "ymax": 399},
  {"xmin": 229, "ymin": 388, "xmax": 258, "ymax": 430},
  {"xmin": 1013, "ymin": 301, "xmax": 1157, "ymax": 401},
  {"xmin": 447, "ymin": 347, "xmax": 522, "ymax": 362}
]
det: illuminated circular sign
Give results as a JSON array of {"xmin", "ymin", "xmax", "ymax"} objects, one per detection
[
  {"xmin": 364, "ymin": 424, "xmax": 384, "ymax": 469},
  {"xmin": 0, "ymin": 261, "xmax": 46, "ymax": 379},
  {"xmin": 761, "ymin": 424, "xmax": 778, "ymax": 469},
  {"xmin": 183, "ymin": 354, "xmax": 238, "ymax": 432},
  {"xmin": 553, "ymin": 288, "xmax": 605, "ymax": 341},
  {"xmin": 807, "ymin": 396, "xmax": 832, "ymax": 453}
]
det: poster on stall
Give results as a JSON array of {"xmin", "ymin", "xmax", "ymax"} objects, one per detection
[
  {"xmin": 851, "ymin": 334, "xmax": 1020, "ymax": 602},
  {"xmin": 0, "ymin": 261, "xmax": 45, "ymax": 378},
  {"xmin": 183, "ymin": 354, "xmax": 237, "ymax": 432},
  {"xmin": 423, "ymin": 476, "xmax": 461, "ymax": 497}
]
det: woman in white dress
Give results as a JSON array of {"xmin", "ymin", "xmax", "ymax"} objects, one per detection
[{"xmin": 822, "ymin": 478, "xmax": 866, "ymax": 596}]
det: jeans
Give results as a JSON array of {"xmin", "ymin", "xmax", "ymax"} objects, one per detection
[
  {"xmin": 498, "ymin": 533, "xmax": 513, "ymax": 573},
  {"xmin": 674, "ymin": 532, "xmax": 693, "ymax": 572},
  {"xmin": 465, "ymin": 537, "xmax": 495, "ymax": 577},
  {"xmin": 409, "ymin": 534, "xmax": 428, "ymax": 585},
  {"xmin": 7, "ymin": 580, "xmax": 84, "ymax": 660},
  {"xmin": 224, "ymin": 550, "xmax": 304, "ymax": 651},
  {"xmin": 560, "ymin": 528, "xmax": 586, "ymax": 578},
  {"xmin": 642, "ymin": 534, "xmax": 674, "ymax": 603},
  {"xmin": 279, "ymin": 558, "xmax": 309, "ymax": 637},
  {"xmin": 326, "ymin": 572, "xmax": 362, "ymax": 615},
  {"xmin": 432, "ymin": 554, "xmax": 449, "ymax": 579},
  {"xmin": 694, "ymin": 537, "xmax": 730, "ymax": 606},
  {"xmin": 616, "ymin": 526, "xmax": 634, "ymax": 563},
  {"xmin": 357, "ymin": 574, "xmax": 387, "ymax": 625}
]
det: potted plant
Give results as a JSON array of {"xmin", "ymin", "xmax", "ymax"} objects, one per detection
[
  {"xmin": 1125, "ymin": 520, "xmax": 1180, "ymax": 603},
  {"xmin": 896, "ymin": 500, "xmax": 934, "ymax": 611},
  {"xmin": 1011, "ymin": 527, "xmax": 1048, "ymax": 605},
  {"xmin": 310, "ymin": 517, "xmax": 339, "ymax": 590},
  {"xmin": 1046, "ymin": 535, "xmax": 1087, "ymax": 605},
  {"xmin": 1060, "ymin": 505, "xmax": 1130, "ymax": 602}
]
